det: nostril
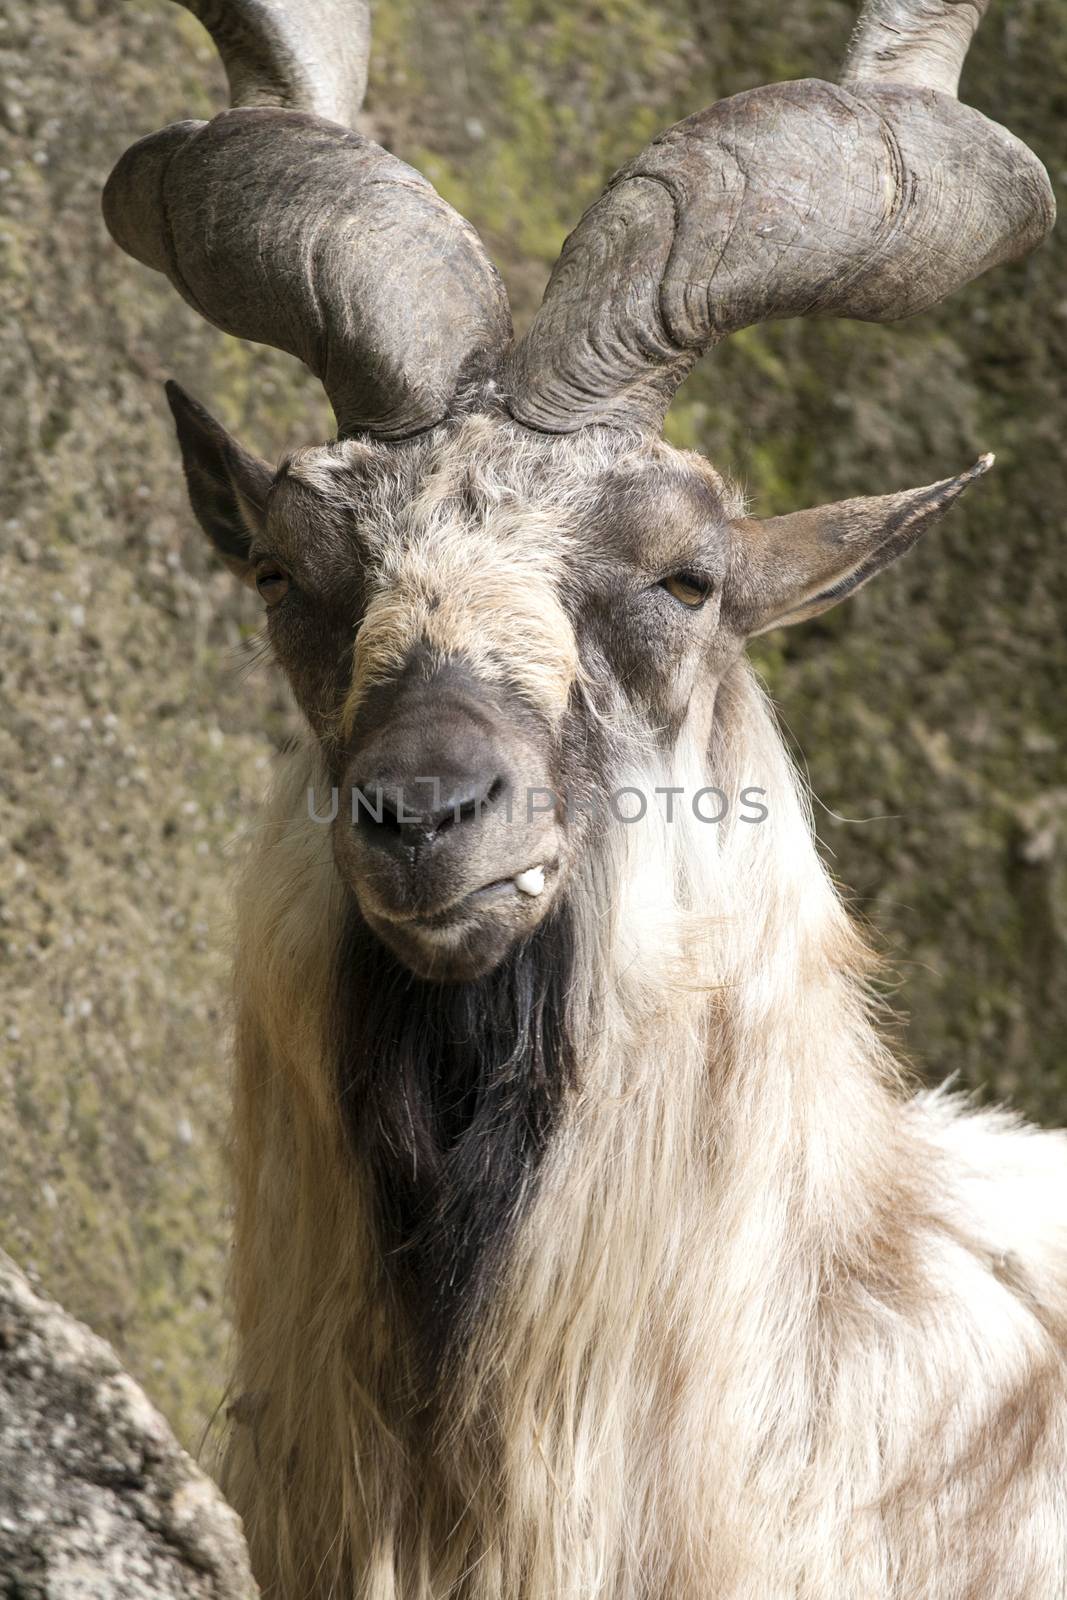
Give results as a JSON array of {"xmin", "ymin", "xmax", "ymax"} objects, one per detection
[
  {"xmin": 353, "ymin": 786, "xmax": 402, "ymax": 834},
  {"xmin": 437, "ymin": 776, "xmax": 507, "ymax": 834},
  {"xmin": 377, "ymin": 792, "xmax": 402, "ymax": 834},
  {"xmin": 349, "ymin": 772, "xmax": 508, "ymax": 853}
]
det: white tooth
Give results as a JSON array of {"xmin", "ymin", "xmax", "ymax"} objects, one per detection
[{"xmin": 514, "ymin": 865, "xmax": 545, "ymax": 897}]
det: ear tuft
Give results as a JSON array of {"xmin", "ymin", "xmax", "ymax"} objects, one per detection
[{"xmin": 164, "ymin": 381, "xmax": 273, "ymax": 583}]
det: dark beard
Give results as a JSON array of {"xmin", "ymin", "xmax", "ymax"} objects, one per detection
[{"xmin": 332, "ymin": 905, "xmax": 578, "ymax": 1374}]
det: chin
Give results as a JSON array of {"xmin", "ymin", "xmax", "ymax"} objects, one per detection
[{"xmin": 359, "ymin": 875, "xmax": 561, "ymax": 983}]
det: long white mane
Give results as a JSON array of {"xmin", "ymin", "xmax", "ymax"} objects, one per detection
[{"xmin": 221, "ymin": 657, "xmax": 1067, "ymax": 1598}]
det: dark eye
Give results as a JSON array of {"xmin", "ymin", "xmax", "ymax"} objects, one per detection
[
  {"xmin": 255, "ymin": 563, "xmax": 290, "ymax": 606},
  {"xmin": 660, "ymin": 571, "xmax": 712, "ymax": 609}
]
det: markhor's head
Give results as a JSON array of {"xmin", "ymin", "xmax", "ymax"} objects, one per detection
[{"xmin": 103, "ymin": 0, "xmax": 1052, "ymax": 982}]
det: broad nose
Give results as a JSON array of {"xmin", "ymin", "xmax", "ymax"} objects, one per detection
[
  {"xmin": 354, "ymin": 766, "xmax": 508, "ymax": 857},
  {"xmin": 338, "ymin": 660, "xmax": 560, "ymax": 944}
]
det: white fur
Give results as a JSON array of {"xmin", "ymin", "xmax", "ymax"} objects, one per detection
[{"xmin": 218, "ymin": 426, "xmax": 1067, "ymax": 1599}]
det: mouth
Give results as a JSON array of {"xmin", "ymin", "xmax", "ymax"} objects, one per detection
[
  {"xmin": 389, "ymin": 861, "xmax": 556, "ymax": 933},
  {"xmin": 355, "ymin": 858, "xmax": 562, "ymax": 982}
]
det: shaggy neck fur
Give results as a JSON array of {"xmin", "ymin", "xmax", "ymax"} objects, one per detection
[
  {"xmin": 221, "ymin": 660, "xmax": 1067, "ymax": 1600},
  {"xmin": 333, "ymin": 906, "xmax": 578, "ymax": 1369}
]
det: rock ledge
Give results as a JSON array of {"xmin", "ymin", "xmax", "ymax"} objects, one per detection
[{"xmin": 0, "ymin": 1250, "xmax": 256, "ymax": 1599}]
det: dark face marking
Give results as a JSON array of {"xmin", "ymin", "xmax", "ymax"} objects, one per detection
[
  {"xmin": 575, "ymin": 465, "xmax": 738, "ymax": 738},
  {"xmin": 254, "ymin": 474, "xmax": 372, "ymax": 750}
]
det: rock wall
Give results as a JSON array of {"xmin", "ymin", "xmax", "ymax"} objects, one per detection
[
  {"xmin": 0, "ymin": 1250, "xmax": 255, "ymax": 1598},
  {"xmin": 1, "ymin": 0, "xmax": 1063, "ymax": 1452}
]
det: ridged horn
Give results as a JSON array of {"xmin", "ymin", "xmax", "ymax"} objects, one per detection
[
  {"xmin": 176, "ymin": 0, "xmax": 371, "ymax": 125},
  {"xmin": 103, "ymin": 0, "xmax": 512, "ymax": 440},
  {"xmin": 505, "ymin": 0, "xmax": 1054, "ymax": 436}
]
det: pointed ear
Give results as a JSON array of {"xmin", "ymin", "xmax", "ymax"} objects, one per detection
[
  {"xmin": 164, "ymin": 380, "xmax": 273, "ymax": 586},
  {"xmin": 729, "ymin": 455, "xmax": 994, "ymax": 638}
]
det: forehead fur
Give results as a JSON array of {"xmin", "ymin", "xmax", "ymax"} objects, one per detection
[
  {"xmin": 278, "ymin": 414, "xmax": 737, "ymax": 532},
  {"xmin": 268, "ymin": 415, "xmax": 742, "ymax": 727},
  {"xmin": 593, "ymin": 458, "xmax": 740, "ymax": 574}
]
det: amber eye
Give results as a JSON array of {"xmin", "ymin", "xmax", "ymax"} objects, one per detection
[
  {"xmin": 660, "ymin": 571, "xmax": 712, "ymax": 609},
  {"xmin": 255, "ymin": 564, "xmax": 290, "ymax": 606}
]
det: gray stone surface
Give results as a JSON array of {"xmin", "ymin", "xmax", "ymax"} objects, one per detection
[{"xmin": 0, "ymin": 1251, "xmax": 256, "ymax": 1599}]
